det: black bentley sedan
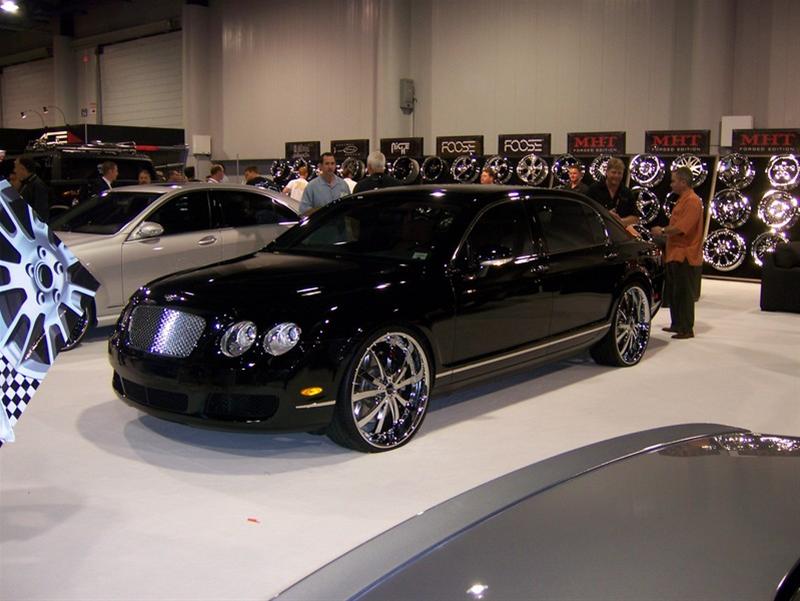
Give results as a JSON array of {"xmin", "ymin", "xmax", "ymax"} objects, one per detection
[{"xmin": 109, "ymin": 185, "xmax": 663, "ymax": 452}]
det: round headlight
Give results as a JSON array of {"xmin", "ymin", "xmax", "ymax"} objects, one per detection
[
  {"xmin": 263, "ymin": 322, "xmax": 301, "ymax": 356},
  {"xmin": 220, "ymin": 321, "xmax": 258, "ymax": 357}
]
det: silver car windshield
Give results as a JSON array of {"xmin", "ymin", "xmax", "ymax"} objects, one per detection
[{"xmin": 51, "ymin": 191, "xmax": 163, "ymax": 235}]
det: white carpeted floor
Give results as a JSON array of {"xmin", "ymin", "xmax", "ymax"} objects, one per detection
[{"xmin": 1, "ymin": 279, "xmax": 798, "ymax": 601}]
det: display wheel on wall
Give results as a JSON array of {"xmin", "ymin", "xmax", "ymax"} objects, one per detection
[
  {"xmin": 670, "ymin": 154, "xmax": 708, "ymax": 188},
  {"xmin": 421, "ymin": 156, "xmax": 448, "ymax": 183},
  {"xmin": 703, "ymin": 228, "xmax": 747, "ymax": 272},
  {"xmin": 717, "ymin": 153, "xmax": 755, "ymax": 190},
  {"xmin": 339, "ymin": 157, "xmax": 366, "ymax": 181},
  {"xmin": 388, "ymin": 157, "xmax": 420, "ymax": 185},
  {"xmin": 662, "ymin": 191, "xmax": 678, "ymax": 218},
  {"xmin": 551, "ymin": 154, "xmax": 579, "ymax": 186},
  {"xmin": 515, "ymin": 154, "xmax": 549, "ymax": 185},
  {"xmin": 632, "ymin": 187, "xmax": 660, "ymax": 224},
  {"xmin": 450, "ymin": 155, "xmax": 482, "ymax": 183},
  {"xmin": 271, "ymin": 160, "xmax": 293, "ymax": 183},
  {"xmin": 484, "ymin": 155, "xmax": 513, "ymax": 184},
  {"xmin": 588, "ymin": 154, "xmax": 613, "ymax": 183},
  {"xmin": 750, "ymin": 230, "xmax": 789, "ymax": 267},
  {"xmin": 766, "ymin": 154, "xmax": 800, "ymax": 191},
  {"xmin": 629, "ymin": 154, "xmax": 665, "ymax": 188},
  {"xmin": 711, "ymin": 188, "xmax": 752, "ymax": 229},
  {"xmin": 758, "ymin": 190, "xmax": 799, "ymax": 230}
]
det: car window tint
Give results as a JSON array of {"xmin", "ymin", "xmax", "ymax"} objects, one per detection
[
  {"xmin": 464, "ymin": 201, "xmax": 533, "ymax": 261},
  {"xmin": 214, "ymin": 190, "xmax": 280, "ymax": 226},
  {"xmin": 50, "ymin": 191, "xmax": 163, "ymax": 234},
  {"xmin": 583, "ymin": 204, "xmax": 609, "ymax": 245},
  {"xmin": 272, "ymin": 200, "xmax": 297, "ymax": 222},
  {"xmin": 533, "ymin": 198, "xmax": 605, "ymax": 253},
  {"xmin": 147, "ymin": 192, "xmax": 211, "ymax": 235}
]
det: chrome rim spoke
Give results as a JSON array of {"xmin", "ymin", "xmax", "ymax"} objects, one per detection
[{"xmin": 614, "ymin": 287, "xmax": 650, "ymax": 364}]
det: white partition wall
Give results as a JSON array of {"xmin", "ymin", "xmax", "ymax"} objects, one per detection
[{"xmin": 0, "ymin": 59, "xmax": 54, "ymax": 128}]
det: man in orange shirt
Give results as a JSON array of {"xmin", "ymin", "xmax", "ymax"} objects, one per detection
[{"xmin": 651, "ymin": 167, "xmax": 704, "ymax": 339}]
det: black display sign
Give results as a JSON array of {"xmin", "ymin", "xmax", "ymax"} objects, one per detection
[
  {"xmin": 380, "ymin": 137, "xmax": 424, "ymax": 158},
  {"xmin": 732, "ymin": 129, "xmax": 800, "ymax": 154},
  {"xmin": 567, "ymin": 131, "xmax": 626, "ymax": 156},
  {"xmin": 331, "ymin": 139, "xmax": 369, "ymax": 161},
  {"xmin": 645, "ymin": 130, "xmax": 710, "ymax": 155},
  {"xmin": 285, "ymin": 141, "xmax": 320, "ymax": 161},
  {"xmin": 498, "ymin": 133, "xmax": 551, "ymax": 157},
  {"xmin": 436, "ymin": 135, "xmax": 484, "ymax": 158}
]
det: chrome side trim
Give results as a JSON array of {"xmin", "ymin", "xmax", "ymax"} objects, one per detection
[
  {"xmin": 438, "ymin": 323, "xmax": 610, "ymax": 378},
  {"xmin": 295, "ymin": 400, "xmax": 337, "ymax": 410}
]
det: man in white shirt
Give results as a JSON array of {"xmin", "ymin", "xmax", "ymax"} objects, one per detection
[
  {"xmin": 283, "ymin": 165, "xmax": 309, "ymax": 202},
  {"xmin": 207, "ymin": 164, "xmax": 225, "ymax": 183}
]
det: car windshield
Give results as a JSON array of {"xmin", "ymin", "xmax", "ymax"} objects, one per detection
[
  {"xmin": 51, "ymin": 191, "xmax": 163, "ymax": 234},
  {"xmin": 276, "ymin": 196, "xmax": 462, "ymax": 262}
]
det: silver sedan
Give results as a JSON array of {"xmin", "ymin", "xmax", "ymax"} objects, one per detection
[{"xmin": 51, "ymin": 183, "xmax": 299, "ymax": 346}]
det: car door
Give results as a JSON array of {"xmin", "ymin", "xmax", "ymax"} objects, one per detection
[
  {"xmin": 526, "ymin": 197, "xmax": 618, "ymax": 335},
  {"xmin": 121, "ymin": 190, "xmax": 221, "ymax": 301},
  {"xmin": 449, "ymin": 200, "xmax": 552, "ymax": 365},
  {"xmin": 212, "ymin": 189, "xmax": 299, "ymax": 261}
]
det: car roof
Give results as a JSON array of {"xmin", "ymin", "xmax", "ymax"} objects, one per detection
[{"xmin": 110, "ymin": 182, "xmax": 300, "ymax": 213}]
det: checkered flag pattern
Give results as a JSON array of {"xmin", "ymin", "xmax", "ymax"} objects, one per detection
[{"xmin": 1, "ymin": 355, "xmax": 40, "ymax": 434}]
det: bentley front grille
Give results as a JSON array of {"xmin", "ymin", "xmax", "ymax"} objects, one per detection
[{"xmin": 127, "ymin": 306, "xmax": 206, "ymax": 358}]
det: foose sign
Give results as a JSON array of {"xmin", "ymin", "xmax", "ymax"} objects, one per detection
[
  {"xmin": 732, "ymin": 129, "xmax": 800, "ymax": 154},
  {"xmin": 645, "ymin": 130, "xmax": 710, "ymax": 154},
  {"xmin": 567, "ymin": 132, "xmax": 626, "ymax": 155},
  {"xmin": 436, "ymin": 135, "xmax": 484, "ymax": 158},
  {"xmin": 498, "ymin": 134, "xmax": 551, "ymax": 157}
]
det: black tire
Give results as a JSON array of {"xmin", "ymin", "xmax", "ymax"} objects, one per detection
[
  {"xmin": 327, "ymin": 327, "xmax": 432, "ymax": 452},
  {"xmin": 590, "ymin": 284, "xmax": 651, "ymax": 367},
  {"xmin": 60, "ymin": 299, "xmax": 94, "ymax": 351}
]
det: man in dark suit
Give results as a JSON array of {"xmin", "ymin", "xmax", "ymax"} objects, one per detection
[
  {"xmin": 87, "ymin": 161, "xmax": 119, "ymax": 198},
  {"xmin": 15, "ymin": 156, "xmax": 50, "ymax": 221},
  {"xmin": 353, "ymin": 151, "xmax": 401, "ymax": 193}
]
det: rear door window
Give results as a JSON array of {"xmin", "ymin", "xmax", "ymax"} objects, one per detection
[{"xmin": 146, "ymin": 191, "xmax": 212, "ymax": 235}]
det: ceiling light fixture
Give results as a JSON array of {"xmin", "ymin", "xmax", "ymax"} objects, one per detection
[{"xmin": 1, "ymin": 1, "xmax": 20, "ymax": 14}]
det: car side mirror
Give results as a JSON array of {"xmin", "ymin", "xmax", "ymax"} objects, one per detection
[{"xmin": 133, "ymin": 221, "xmax": 164, "ymax": 240}]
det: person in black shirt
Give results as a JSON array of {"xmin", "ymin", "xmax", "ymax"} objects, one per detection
[
  {"xmin": 244, "ymin": 165, "xmax": 268, "ymax": 186},
  {"xmin": 15, "ymin": 156, "xmax": 50, "ymax": 221},
  {"xmin": 353, "ymin": 151, "xmax": 401, "ymax": 193},
  {"xmin": 587, "ymin": 157, "xmax": 639, "ymax": 226},
  {"xmin": 564, "ymin": 164, "xmax": 590, "ymax": 195}
]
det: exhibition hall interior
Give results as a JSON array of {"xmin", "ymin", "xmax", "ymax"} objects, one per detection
[{"xmin": 1, "ymin": 0, "xmax": 799, "ymax": 599}]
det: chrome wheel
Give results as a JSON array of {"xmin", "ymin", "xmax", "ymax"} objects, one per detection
[
  {"xmin": 589, "ymin": 154, "xmax": 613, "ymax": 183},
  {"xmin": 485, "ymin": 155, "xmax": 513, "ymax": 184},
  {"xmin": 552, "ymin": 154, "xmax": 579, "ymax": 185},
  {"xmin": 751, "ymin": 231, "xmax": 788, "ymax": 267},
  {"xmin": 671, "ymin": 154, "xmax": 708, "ymax": 188},
  {"xmin": 0, "ymin": 189, "xmax": 96, "ymax": 378},
  {"xmin": 349, "ymin": 332, "xmax": 430, "ymax": 450},
  {"xmin": 766, "ymin": 154, "xmax": 799, "ymax": 190},
  {"xmin": 717, "ymin": 153, "xmax": 754, "ymax": 190},
  {"xmin": 711, "ymin": 188, "xmax": 752, "ymax": 228},
  {"xmin": 633, "ymin": 187, "xmax": 660, "ymax": 224},
  {"xmin": 630, "ymin": 154, "xmax": 665, "ymax": 188},
  {"xmin": 421, "ymin": 156, "xmax": 447, "ymax": 182},
  {"xmin": 613, "ymin": 286, "xmax": 651, "ymax": 366},
  {"xmin": 758, "ymin": 190, "xmax": 798, "ymax": 229},
  {"xmin": 703, "ymin": 229, "xmax": 747, "ymax": 272},
  {"xmin": 515, "ymin": 154, "xmax": 549, "ymax": 185},
  {"xmin": 450, "ymin": 155, "xmax": 481, "ymax": 183}
]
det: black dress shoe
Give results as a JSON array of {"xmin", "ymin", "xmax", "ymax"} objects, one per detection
[
  {"xmin": 671, "ymin": 331, "xmax": 695, "ymax": 339},
  {"xmin": 662, "ymin": 326, "xmax": 678, "ymax": 333}
]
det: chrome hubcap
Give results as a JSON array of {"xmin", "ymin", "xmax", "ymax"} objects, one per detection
[
  {"xmin": 614, "ymin": 287, "xmax": 650, "ymax": 365},
  {"xmin": 351, "ymin": 333, "xmax": 430, "ymax": 449}
]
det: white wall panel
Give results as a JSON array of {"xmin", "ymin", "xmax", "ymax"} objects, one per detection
[
  {"xmin": 1, "ymin": 59, "xmax": 54, "ymax": 129},
  {"xmin": 100, "ymin": 31, "xmax": 183, "ymax": 127}
]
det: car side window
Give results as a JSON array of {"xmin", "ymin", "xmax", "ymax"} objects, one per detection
[
  {"xmin": 463, "ymin": 201, "xmax": 533, "ymax": 264},
  {"xmin": 531, "ymin": 198, "xmax": 606, "ymax": 254},
  {"xmin": 214, "ymin": 190, "xmax": 281, "ymax": 226},
  {"xmin": 147, "ymin": 192, "xmax": 211, "ymax": 235}
]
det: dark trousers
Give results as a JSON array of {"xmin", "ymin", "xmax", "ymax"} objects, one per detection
[{"xmin": 666, "ymin": 260, "xmax": 698, "ymax": 333}]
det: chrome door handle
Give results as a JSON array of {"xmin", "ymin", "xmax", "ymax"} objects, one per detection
[{"xmin": 198, "ymin": 235, "xmax": 217, "ymax": 246}]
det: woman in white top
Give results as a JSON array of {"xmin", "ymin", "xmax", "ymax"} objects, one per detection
[{"xmin": 283, "ymin": 165, "xmax": 309, "ymax": 201}]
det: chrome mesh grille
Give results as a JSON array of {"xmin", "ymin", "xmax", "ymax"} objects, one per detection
[{"xmin": 127, "ymin": 306, "xmax": 206, "ymax": 358}]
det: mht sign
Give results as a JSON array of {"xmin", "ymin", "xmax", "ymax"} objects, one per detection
[
  {"xmin": 732, "ymin": 129, "xmax": 800, "ymax": 154},
  {"xmin": 645, "ymin": 130, "xmax": 710, "ymax": 155},
  {"xmin": 380, "ymin": 137, "xmax": 424, "ymax": 158},
  {"xmin": 498, "ymin": 133, "xmax": 551, "ymax": 157},
  {"xmin": 331, "ymin": 139, "xmax": 369, "ymax": 161},
  {"xmin": 567, "ymin": 132, "xmax": 626, "ymax": 156},
  {"xmin": 436, "ymin": 135, "xmax": 484, "ymax": 158},
  {"xmin": 285, "ymin": 141, "xmax": 320, "ymax": 160}
]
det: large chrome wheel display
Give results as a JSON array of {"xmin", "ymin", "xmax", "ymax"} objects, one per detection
[
  {"xmin": 330, "ymin": 330, "xmax": 431, "ymax": 452},
  {"xmin": 758, "ymin": 190, "xmax": 799, "ymax": 229},
  {"xmin": 515, "ymin": 153, "xmax": 549, "ymax": 185},
  {"xmin": 340, "ymin": 157, "xmax": 365, "ymax": 181},
  {"xmin": 590, "ymin": 284, "xmax": 650, "ymax": 367},
  {"xmin": 703, "ymin": 229, "xmax": 747, "ymax": 272},
  {"xmin": 629, "ymin": 154, "xmax": 665, "ymax": 188},
  {"xmin": 552, "ymin": 154, "xmax": 580, "ymax": 185},
  {"xmin": 388, "ymin": 157, "xmax": 420, "ymax": 185},
  {"xmin": 270, "ymin": 160, "xmax": 293, "ymax": 183},
  {"xmin": 711, "ymin": 188, "xmax": 752, "ymax": 228},
  {"xmin": 766, "ymin": 154, "xmax": 800, "ymax": 191},
  {"xmin": 589, "ymin": 154, "xmax": 613, "ymax": 183},
  {"xmin": 662, "ymin": 191, "xmax": 679, "ymax": 218},
  {"xmin": 484, "ymin": 155, "xmax": 513, "ymax": 184},
  {"xmin": 751, "ymin": 231, "xmax": 788, "ymax": 267},
  {"xmin": 717, "ymin": 153, "xmax": 755, "ymax": 190},
  {"xmin": 421, "ymin": 156, "xmax": 447, "ymax": 183},
  {"xmin": 671, "ymin": 154, "xmax": 708, "ymax": 187},
  {"xmin": 0, "ymin": 192, "xmax": 96, "ymax": 379},
  {"xmin": 632, "ymin": 187, "xmax": 660, "ymax": 224},
  {"xmin": 450, "ymin": 155, "xmax": 481, "ymax": 183}
]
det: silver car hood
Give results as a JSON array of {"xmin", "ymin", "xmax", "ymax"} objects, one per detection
[{"xmin": 55, "ymin": 231, "xmax": 116, "ymax": 249}]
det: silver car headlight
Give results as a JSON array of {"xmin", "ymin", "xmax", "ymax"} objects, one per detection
[
  {"xmin": 263, "ymin": 322, "xmax": 301, "ymax": 356},
  {"xmin": 220, "ymin": 320, "xmax": 258, "ymax": 357}
]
